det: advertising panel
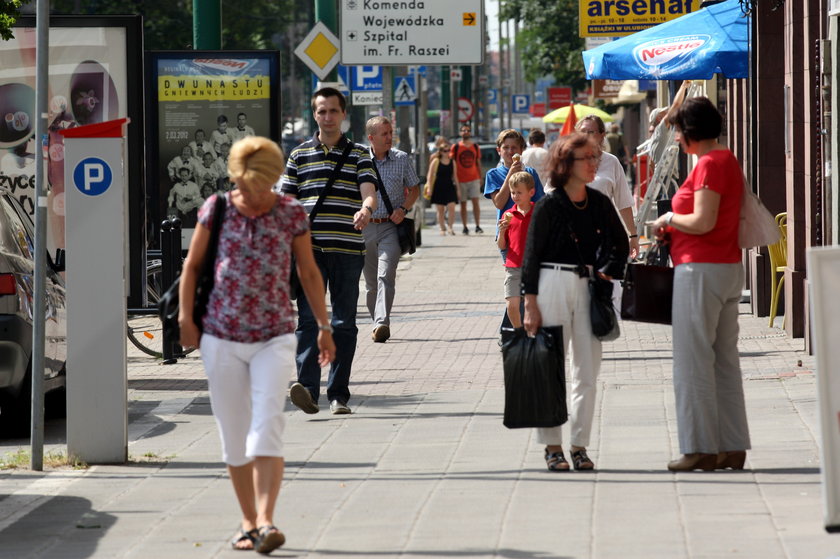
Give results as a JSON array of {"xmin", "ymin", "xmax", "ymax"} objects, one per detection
[
  {"xmin": 592, "ymin": 79, "xmax": 624, "ymax": 100},
  {"xmin": 807, "ymin": 246, "xmax": 840, "ymax": 533},
  {"xmin": 547, "ymin": 87, "xmax": 572, "ymax": 109},
  {"xmin": 579, "ymin": 0, "xmax": 703, "ymax": 38},
  {"xmin": 147, "ymin": 52, "xmax": 280, "ymax": 247},
  {"xmin": 0, "ymin": 16, "xmax": 145, "ymax": 305}
]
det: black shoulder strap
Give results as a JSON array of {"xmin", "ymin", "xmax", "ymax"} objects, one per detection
[
  {"xmin": 201, "ymin": 193, "xmax": 227, "ymax": 278},
  {"xmin": 308, "ymin": 141, "xmax": 354, "ymax": 224},
  {"xmin": 370, "ymin": 157, "xmax": 394, "ymax": 215}
]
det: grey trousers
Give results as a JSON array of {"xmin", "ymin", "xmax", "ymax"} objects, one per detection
[
  {"xmin": 672, "ymin": 262, "xmax": 751, "ymax": 454},
  {"xmin": 363, "ymin": 221, "xmax": 401, "ymax": 329}
]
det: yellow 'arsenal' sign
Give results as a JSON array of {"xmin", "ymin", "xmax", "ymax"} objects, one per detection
[{"xmin": 579, "ymin": 0, "xmax": 703, "ymax": 38}]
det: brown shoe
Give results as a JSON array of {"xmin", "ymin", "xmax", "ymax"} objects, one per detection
[
  {"xmin": 372, "ymin": 325, "xmax": 390, "ymax": 343},
  {"xmin": 716, "ymin": 450, "xmax": 747, "ymax": 470},
  {"xmin": 667, "ymin": 453, "xmax": 717, "ymax": 472}
]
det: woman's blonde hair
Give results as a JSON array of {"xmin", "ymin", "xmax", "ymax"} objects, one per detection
[{"xmin": 227, "ymin": 136, "xmax": 285, "ymax": 192}]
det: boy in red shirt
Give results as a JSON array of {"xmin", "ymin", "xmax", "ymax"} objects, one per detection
[{"xmin": 496, "ymin": 171, "xmax": 535, "ymax": 328}]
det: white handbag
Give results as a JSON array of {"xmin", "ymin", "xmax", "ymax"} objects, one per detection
[{"xmin": 738, "ymin": 177, "xmax": 781, "ymax": 249}]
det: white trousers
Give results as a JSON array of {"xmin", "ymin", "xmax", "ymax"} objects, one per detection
[
  {"xmin": 200, "ymin": 333, "xmax": 296, "ymax": 466},
  {"xmin": 535, "ymin": 268, "xmax": 602, "ymax": 448}
]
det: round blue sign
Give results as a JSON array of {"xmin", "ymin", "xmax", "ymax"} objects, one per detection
[{"xmin": 73, "ymin": 157, "xmax": 113, "ymax": 196}]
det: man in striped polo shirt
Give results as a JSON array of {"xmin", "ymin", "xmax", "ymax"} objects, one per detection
[
  {"xmin": 279, "ymin": 87, "xmax": 378, "ymax": 416},
  {"xmin": 363, "ymin": 116, "xmax": 420, "ymax": 343}
]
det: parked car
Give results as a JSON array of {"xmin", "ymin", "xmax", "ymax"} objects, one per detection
[{"xmin": 0, "ymin": 190, "xmax": 66, "ymax": 437}]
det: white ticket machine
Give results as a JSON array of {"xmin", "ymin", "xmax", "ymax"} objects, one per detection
[{"xmin": 60, "ymin": 118, "xmax": 129, "ymax": 464}]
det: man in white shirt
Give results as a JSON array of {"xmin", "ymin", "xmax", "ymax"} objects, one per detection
[{"xmin": 521, "ymin": 127, "xmax": 550, "ymax": 188}]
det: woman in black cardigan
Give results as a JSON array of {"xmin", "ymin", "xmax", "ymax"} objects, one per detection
[{"xmin": 522, "ymin": 132, "xmax": 629, "ymax": 472}]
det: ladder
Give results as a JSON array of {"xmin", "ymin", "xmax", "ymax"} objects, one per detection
[{"xmin": 633, "ymin": 82, "xmax": 704, "ymax": 237}]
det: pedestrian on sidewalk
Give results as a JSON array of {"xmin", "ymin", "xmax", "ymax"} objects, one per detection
[
  {"xmin": 496, "ymin": 171, "xmax": 536, "ymax": 328},
  {"xmin": 279, "ymin": 87, "xmax": 378, "ymax": 416},
  {"xmin": 451, "ymin": 124, "xmax": 484, "ymax": 235},
  {"xmin": 363, "ymin": 116, "xmax": 420, "ymax": 343},
  {"xmin": 522, "ymin": 133, "xmax": 629, "ymax": 472},
  {"xmin": 484, "ymin": 128, "xmax": 545, "ymax": 260},
  {"xmin": 178, "ymin": 136, "xmax": 335, "ymax": 553},
  {"xmin": 426, "ymin": 137, "xmax": 460, "ymax": 235},
  {"xmin": 521, "ymin": 127, "xmax": 550, "ymax": 188},
  {"xmin": 651, "ymin": 97, "xmax": 751, "ymax": 472},
  {"xmin": 575, "ymin": 115, "xmax": 639, "ymax": 260}
]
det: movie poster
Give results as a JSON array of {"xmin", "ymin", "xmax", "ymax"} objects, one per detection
[
  {"xmin": 0, "ymin": 25, "xmax": 129, "ymax": 254},
  {"xmin": 152, "ymin": 54, "xmax": 278, "ymax": 246}
]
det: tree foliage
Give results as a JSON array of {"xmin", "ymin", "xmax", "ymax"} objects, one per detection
[
  {"xmin": 48, "ymin": 0, "xmax": 301, "ymax": 51},
  {"xmin": 500, "ymin": 0, "xmax": 587, "ymax": 93},
  {"xmin": 0, "ymin": 0, "xmax": 29, "ymax": 41}
]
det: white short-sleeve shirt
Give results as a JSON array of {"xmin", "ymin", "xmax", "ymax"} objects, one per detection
[{"xmin": 588, "ymin": 151, "xmax": 633, "ymax": 211}]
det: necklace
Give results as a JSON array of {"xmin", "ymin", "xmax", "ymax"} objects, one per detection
[{"xmin": 571, "ymin": 195, "xmax": 588, "ymax": 210}]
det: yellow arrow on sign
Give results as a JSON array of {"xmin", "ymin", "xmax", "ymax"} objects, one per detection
[{"xmin": 463, "ymin": 12, "xmax": 476, "ymax": 26}]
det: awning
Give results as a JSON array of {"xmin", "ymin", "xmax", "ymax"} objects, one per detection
[{"xmin": 581, "ymin": 0, "xmax": 749, "ymax": 81}]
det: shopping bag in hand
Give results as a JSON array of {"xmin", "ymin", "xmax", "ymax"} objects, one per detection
[{"xmin": 501, "ymin": 326, "xmax": 567, "ymax": 429}]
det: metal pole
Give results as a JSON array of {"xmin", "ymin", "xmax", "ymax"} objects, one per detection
[
  {"xmin": 505, "ymin": 19, "xmax": 512, "ymax": 129},
  {"xmin": 418, "ymin": 73, "xmax": 429, "ymax": 177},
  {"xmin": 31, "ymin": 0, "xmax": 50, "ymax": 471},
  {"xmin": 315, "ymin": 0, "xmax": 338, "ymax": 82},
  {"xmin": 449, "ymin": 71, "xmax": 458, "ymax": 137},
  {"xmin": 192, "ymin": 0, "xmax": 221, "ymax": 49},
  {"xmin": 382, "ymin": 66, "xmax": 394, "ymax": 118}
]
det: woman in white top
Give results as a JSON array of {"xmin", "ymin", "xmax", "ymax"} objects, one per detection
[{"xmin": 576, "ymin": 115, "xmax": 639, "ymax": 259}]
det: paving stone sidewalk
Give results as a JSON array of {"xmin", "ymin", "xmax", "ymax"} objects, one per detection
[{"xmin": 0, "ymin": 199, "xmax": 837, "ymax": 559}]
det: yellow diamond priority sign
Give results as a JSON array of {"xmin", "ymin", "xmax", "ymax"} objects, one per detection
[{"xmin": 294, "ymin": 21, "xmax": 341, "ymax": 80}]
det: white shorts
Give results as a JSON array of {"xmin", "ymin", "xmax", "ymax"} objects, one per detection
[{"xmin": 200, "ymin": 333, "xmax": 296, "ymax": 466}]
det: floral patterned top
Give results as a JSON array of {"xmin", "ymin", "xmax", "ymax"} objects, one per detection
[{"xmin": 198, "ymin": 192, "xmax": 309, "ymax": 343}]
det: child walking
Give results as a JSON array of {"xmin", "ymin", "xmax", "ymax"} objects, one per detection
[{"xmin": 497, "ymin": 171, "xmax": 536, "ymax": 328}]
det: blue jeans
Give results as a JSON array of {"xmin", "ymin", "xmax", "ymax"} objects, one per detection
[{"xmin": 295, "ymin": 251, "xmax": 364, "ymax": 405}]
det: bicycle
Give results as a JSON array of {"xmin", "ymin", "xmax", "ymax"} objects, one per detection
[{"xmin": 127, "ymin": 259, "xmax": 196, "ymax": 358}]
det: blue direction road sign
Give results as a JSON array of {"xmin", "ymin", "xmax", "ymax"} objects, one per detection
[
  {"xmin": 512, "ymin": 94, "xmax": 530, "ymax": 114},
  {"xmin": 487, "ymin": 88, "xmax": 498, "ymax": 105},
  {"xmin": 394, "ymin": 75, "xmax": 417, "ymax": 105},
  {"xmin": 73, "ymin": 157, "xmax": 113, "ymax": 196}
]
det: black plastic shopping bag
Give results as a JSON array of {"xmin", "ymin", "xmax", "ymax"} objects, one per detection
[{"xmin": 501, "ymin": 326, "xmax": 567, "ymax": 429}]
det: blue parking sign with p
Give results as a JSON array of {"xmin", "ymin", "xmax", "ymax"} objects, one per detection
[
  {"xmin": 512, "ymin": 94, "xmax": 530, "ymax": 114},
  {"xmin": 73, "ymin": 157, "xmax": 113, "ymax": 196}
]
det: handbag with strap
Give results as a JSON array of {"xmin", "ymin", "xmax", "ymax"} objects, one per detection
[
  {"xmin": 565, "ymin": 214, "xmax": 620, "ymax": 342},
  {"xmin": 158, "ymin": 193, "xmax": 227, "ymax": 341},
  {"xmin": 739, "ymin": 176, "xmax": 780, "ymax": 248},
  {"xmin": 620, "ymin": 242, "xmax": 674, "ymax": 325},
  {"xmin": 289, "ymin": 141, "xmax": 354, "ymax": 300},
  {"xmin": 371, "ymin": 157, "xmax": 416, "ymax": 256}
]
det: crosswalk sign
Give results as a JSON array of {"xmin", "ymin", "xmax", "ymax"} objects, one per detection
[{"xmin": 394, "ymin": 76, "xmax": 417, "ymax": 105}]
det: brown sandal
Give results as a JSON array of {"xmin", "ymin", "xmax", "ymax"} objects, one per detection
[
  {"xmin": 544, "ymin": 448, "xmax": 570, "ymax": 471},
  {"xmin": 571, "ymin": 448, "xmax": 595, "ymax": 471}
]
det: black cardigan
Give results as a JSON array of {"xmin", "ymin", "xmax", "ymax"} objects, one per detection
[{"xmin": 521, "ymin": 187, "xmax": 630, "ymax": 295}]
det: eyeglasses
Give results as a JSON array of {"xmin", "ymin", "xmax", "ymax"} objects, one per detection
[{"xmin": 573, "ymin": 155, "xmax": 602, "ymax": 164}]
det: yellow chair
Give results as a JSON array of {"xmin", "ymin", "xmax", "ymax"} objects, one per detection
[{"xmin": 767, "ymin": 212, "xmax": 787, "ymax": 327}]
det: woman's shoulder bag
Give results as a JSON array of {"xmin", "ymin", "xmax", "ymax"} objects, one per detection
[
  {"xmin": 739, "ymin": 176, "xmax": 781, "ymax": 248},
  {"xmin": 158, "ymin": 193, "xmax": 227, "ymax": 341}
]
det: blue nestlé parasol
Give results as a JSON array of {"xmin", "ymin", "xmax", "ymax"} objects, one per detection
[{"xmin": 581, "ymin": 0, "xmax": 749, "ymax": 81}]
